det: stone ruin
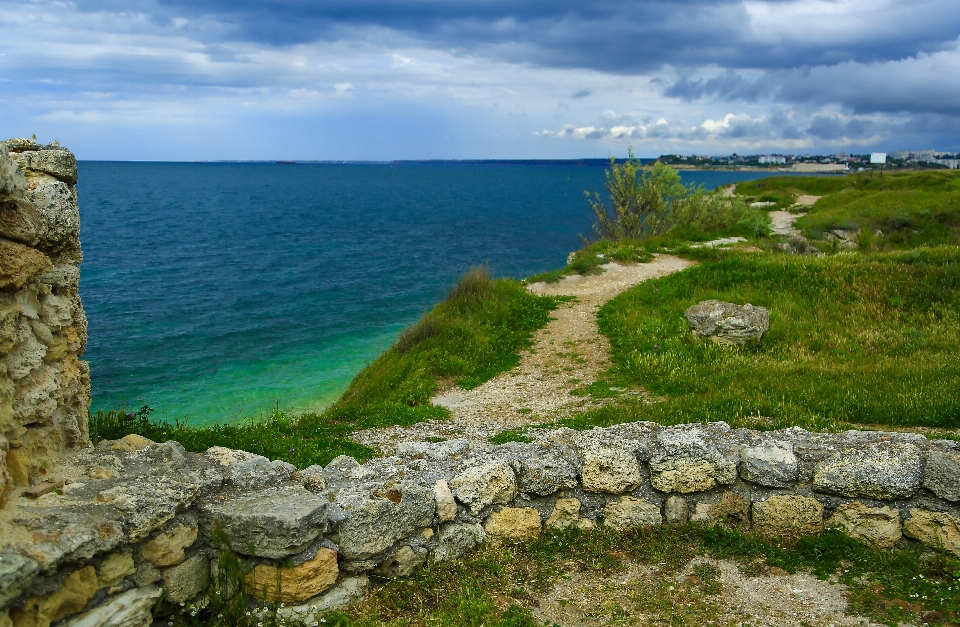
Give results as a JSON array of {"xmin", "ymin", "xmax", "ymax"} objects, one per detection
[{"xmin": 0, "ymin": 141, "xmax": 958, "ymax": 627}]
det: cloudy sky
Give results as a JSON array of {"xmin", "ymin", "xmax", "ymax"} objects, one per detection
[{"xmin": 2, "ymin": 0, "xmax": 958, "ymax": 160}]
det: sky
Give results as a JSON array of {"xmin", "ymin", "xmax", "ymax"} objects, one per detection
[{"xmin": 1, "ymin": 0, "xmax": 959, "ymax": 160}]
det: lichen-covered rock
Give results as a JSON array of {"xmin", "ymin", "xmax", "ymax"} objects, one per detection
[
  {"xmin": 335, "ymin": 481, "xmax": 434, "ymax": 561},
  {"xmin": 433, "ymin": 523, "xmax": 485, "ymax": 562},
  {"xmin": 813, "ymin": 442, "xmax": 922, "ymax": 499},
  {"xmin": 483, "ymin": 507, "xmax": 542, "ymax": 540},
  {"xmin": 923, "ymin": 449, "xmax": 960, "ymax": 502},
  {"xmin": 545, "ymin": 498, "xmax": 594, "ymax": 530},
  {"xmin": 753, "ymin": 495, "xmax": 824, "ymax": 539},
  {"xmin": 689, "ymin": 492, "xmax": 750, "ymax": 530},
  {"xmin": 11, "ymin": 566, "xmax": 98, "ymax": 627},
  {"xmin": 684, "ymin": 300, "xmax": 769, "ymax": 345},
  {"xmin": 201, "ymin": 484, "xmax": 329, "ymax": 559},
  {"xmin": 0, "ymin": 198, "xmax": 42, "ymax": 246},
  {"xmin": 297, "ymin": 465, "xmax": 326, "ymax": 492},
  {"xmin": 0, "ymin": 550, "xmax": 39, "ymax": 609},
  {"xmin": 204, "ymin": 447, "xmax": 295, "ymax": 490},
  {"xmin": 244, "ymin": 547, "xmax": 338, "ymax": 603},
  {"xmin": 0, "ymin": 143, "xmax": 27, "ymax": 197},
  {"xmin": 740, "ymin": 441, "xmax": 798, "ymax": 487},
  {"xmin": 604, "ymin": 497, "xmax": 662, "ymax": 530},
  {"xmin": 433, "ymin": 479, "xmax": 457, "ymax": 522},
  {"xmin": 162, "ymin": 553, "xmax": 208, "ymax": 604},
  {"xmin": 515, "ymin": 451, "xmax": 578, "ymax": 496},
  {"xmin": 828, "ymin": 502, "xmax": 901, "ymax": 549},
  {"xmin": 21, "ymin": 180, "xmax": 81, "ymax": 262},
  {"xmin": 664, "ymin": 496, "xmax": 688, "ymax": 524},
  {"xmin": 902, "ymin": 509, "xmax": 960, "ymax": 557},
  {"xmin": 60, "ymin": 585, "xmax": 161, "ymax": 627},
  {"xmin": 373, "ymin": 545, "xmax": 427, "ymax": 579},
  {"xmin": 449, "ymin": 460, "xmax": 516, "ymax": 515},
  {"xmin": 11, "ymin": 149, "xmax": 78, "ymax": 185},
  {"xmin": 139, "ymin": 523, "xmax": 197, "ymax": 567},
  {"xmin": 649, "ymin": 428, "xmax": 737, "ymax": 493},
  {"xmin": 578, "ymin": 435, "xmax": 642, "ymax": 494}
]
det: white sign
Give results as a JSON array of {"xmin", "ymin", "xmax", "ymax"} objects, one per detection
[{"xmin": 870, "ymin": 152, "xmax": 887, "ymax": 164}]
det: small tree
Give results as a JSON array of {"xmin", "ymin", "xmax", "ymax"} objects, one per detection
[{"xmin": 586, "ymin": 149, "xmax": 689, "ymax": 240}]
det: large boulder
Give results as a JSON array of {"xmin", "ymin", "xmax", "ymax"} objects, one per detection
[{"xmin": 684, "ymin": 300, "xmax": 770, "ymax": 346}]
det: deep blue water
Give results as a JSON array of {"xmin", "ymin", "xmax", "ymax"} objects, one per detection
[{"xmin": 78, "ymin": 163, "xmax": 787, "ymax": 424}]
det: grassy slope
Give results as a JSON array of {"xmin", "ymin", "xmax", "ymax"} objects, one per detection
[
  {"xmin": 90, "ymin": 269, "xmax": 560, "ymax": 467},
  {"xmin": 566, "ymin": 247, "xmax": 960, "ymax": 433},
  {"xmin": 737, "ymin": 171, "xmax": 960, "ymax": 248}
]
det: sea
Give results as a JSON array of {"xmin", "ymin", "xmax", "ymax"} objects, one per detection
[{"xmin": 78, "ymin": 163, "xmax": 788, "ymax": 424}]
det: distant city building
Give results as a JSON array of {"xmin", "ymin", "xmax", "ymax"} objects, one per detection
[
  {"xmin": 792, "ymin": 163, "xmax": 847, "ymax": 173},
  {"xmin": 758, "ymin": 155, "xmax": 786, "ymax": 164}
]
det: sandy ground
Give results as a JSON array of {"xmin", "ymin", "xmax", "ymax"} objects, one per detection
[
  {"xmin": 529, "ymin": 557, "xmax": 897, "ymax": 627},
  {"xmin": 350, "ymin": 255, "xmax": 693, "ymax": 454}
]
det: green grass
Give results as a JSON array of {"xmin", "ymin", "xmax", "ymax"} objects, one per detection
[
  {"xmin": 562, "ymin": 247, "xmax": 960, "ymax": 433},
  {"xmin": 90, "ymin": 267, "xmax": 561, "ymax": 466}
]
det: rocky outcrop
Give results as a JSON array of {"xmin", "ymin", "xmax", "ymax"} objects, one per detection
[
  {"xmin": 684, "ymin": 300, "xmax": 770, "ymax": 345},
  {"xmin": 2, "ymin": 421, "xmax": 959, "ymax": 626},
  {"xmin": 0, "ymin": 139, "xmax": 90, "ymax": 508}
]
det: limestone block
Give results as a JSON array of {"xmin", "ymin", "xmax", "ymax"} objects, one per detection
[
  {"xmin": 6, "ymin": 449, "xmax": 29, "ymax": 485},
  {"xmin": 739, "ymin": 441, "xmax": 798, "ymax": 487},
  {"xmin": 432, "ymin": 523, "xmax": 486, "ymax": 562},
  {"xmin": 689, "ymin": 492, "xmax": 750, "ymax": 530},
  {"xmin": 0, "ymin": 199, "xmax": 41, "ymax": 246},
  {"xmin": 297, "ymin": 464, "xmax": 326, "ymax": 492},
  {"xmin": 0, "ymin": 550, "xmax": 40, "ymax": 609},
  {"xmin": 580, "ymin": 446, "xmax": 642, "ymax": 494},
  {"xmin": 753, "ymin": 496, "xmax": 824, "ymax": 539},
  {"xmin": 483, "ymin": 507, "xmax": 542, "ymax": 541},
  {"xmin": 449, "ymin": 460, "xmax": 516, "ymax": 515},
  {"xmin": 902, "ymin": 509, "xmax": 960, "ymax": 557},
  {"xmin": 664, "ymin": 496, "xmax": 689, "ymax": 524},
  {"xmin": 649, "ymin": 455, "xmax": 736, "ymax": 493},
  {"xmin": 37, "ymin": 265, "xmax": 79, "ymax": 290},
  {"xmin": 276, "ymin": 576, "xmax": 369, "ymax": 626},
  {"xmin": 604, "ymin": 497, "xmax": 662, "ymax": 530},
  {"xmin": 433, "ymin": 479, "xmax": 457, "ymax": 523},
  {"xmin": 516, "ymin": 452, "xmax": 578, "ymax": 496},
  {"xmin": 22, "ymin": 180, "xmax": 80, "ymax": 257},
  {"xmin": 0, "ymin": 143, "xmax": 27, "ymax": 197},
  {"xmin": 60, "ymin": 585, "xmax": 162, "ymax": 627},
  {"xmin": 336, "ymin": 482, "xmax": 435, "ymax": 561},
  {"xmin": 828, "ymin": 502, "xmax": 902, "ymax": 549},
  {"xmin": 139, "ymin": 524, "xmax": 198, "ymax": 567},
  {"xmin": 545, "ymin": 498, "xmax": 594, "ymax": 531},
  {"xmin": 373, "ymin": 545, "xmax": 427, "ymax": 578},
  {"xmin": 108, "ymin": 435, "xmax": 155, "ymax": 453},
  {"xmin": 162, "ymin": 553, "xmax": 208, "ymax": 605},
  {"xmin": 923, "ymin": 449, "xmax": 960, "ymax": 501},
  {"xmin": 204, "ymin": 446, "xmax": 295, "ymax": 490},
  {"xmin": 14, "ymin": 150, "xmax": 78, "ymax": 185},
  {"xmin": 11, "ymin": 566, "xmax": 98, "ymax": 627},
  {"xmin": 813, "ymin": 443, "xmax": 923, "ymax": 499},
  {"xmin": 0, "ymin": 239, "xmax": 51, "ymax": 291},
  {"xmin": 244, "ymin": 547, "xmax": 338, "ymax": 603},
  {"xmin": 684, "ymin": 300, "xmax": 769, "ymax": 345},
  {"xmin": 132, "ymin": 561, "xmax": 161, "ymax": 587},
  {"xmin": 97, "ymin": 551, "xmax": 135, "ymax": 588},
  {"xmin": 202, "ymin": 484, "xmax": 329, "ymax": 559}
]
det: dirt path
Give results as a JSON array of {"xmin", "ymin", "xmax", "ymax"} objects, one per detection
[
  {"xmin": 769, "ymin": 210, "xmax": 805, "ymax": 238},
  {"xmin": 350, "ymin": 255, "xmax": 693, "ymax": 454}
]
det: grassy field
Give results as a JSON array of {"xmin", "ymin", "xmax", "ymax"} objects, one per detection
[
  {"xmin": 162, "ymin": 523, "xmax": 960, "ymax": 627},
  {"xmin": 562, "ymin": 246, "xmax": 960, "ymax": 434},
  {"xmin": 90, "ymin": 267, "xmax": 561, "ymax": 466},
  {"xmin": 737, "ymin": 170, "xmax": 960, "ymax": 249}
]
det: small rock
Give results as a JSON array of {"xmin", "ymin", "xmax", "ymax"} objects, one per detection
[
  {"xmin": 433, "ymin": 479, "xmax": 457, "ymax": 523},
  {"xmin": 902, "ymin": 509, "xmax": 960, "ymax": 558},
  {"xmin": 276, "ymin": 576, "xmax": 369, "ymax": 625},
  {"xmin": 373, "ymin": 546, "xmax": 427, "ymax": 578},
  {"xmin": 739, "ymin": 441, "xmax": 798, "ymax": 487},
  {"xmin": 603, "ymin": 497, "xmax": 662, "ymax": 530},
  {"xmin": 579, "ymin": 443, "xmax": 642, "ymax": 494},
  {"xmin": 545, "ymin": 498, "xmax": 594, "ymax": 531},
  {"xmin": 828, "ymin": 502, "xmax": 902, "ymax": 549},
  {"xmin": 204, "ymin": 446, "xmax": 295, "ymax": 490},
  {"xmin": 684, "ymin": 300, "xmax": 770, "ymax": 345},
  {"xmin": 813, "ymin": 442, "xmax": 922, "ymax": 499},
  {"xmin": 433, "ymin": 523, "xmax": 486, "ymax": 562},
  {"xmin": 162, "ymin": 553, "xmax": 208, "ymax": 605},
  {"xmin": 59, "ymin": 585, "xmax": 161, "ymax": 627},
  {"xmin": 483, "ymin": 507, "xmax": 542, "ymax": 541},
  {"xmin": 97, "ymin": 551, "xmax": 134, "ymax": 588},
  {"xmin": 664, "ymin": 496, "xmax": 688, "ymax": 524},
  {"xmin": 140, "ymin": 524, "xmax": 198, "ymax": 567},
  {"xmin": 923, "ymin": 449, "xmax": 960, "ymax": 502},
  {"xmin": 244, "ymin": 547, "xmax": 338, "ymax": 603},
  {"xmin": 689, "ymin": 492, "xmax": 750, "ymax": 530},
  {"xmin": 449, "ymin": 460, "xmax": 517, "ymax": 515},
  {"xmin": 753, "ymin": 495, "xmax": 824, "ymax": 539},
  {"xmin": 297, "ymin": 465, "xmax": 326, "ymax": 492},
  {"xmin": 108, "ymin": 434, "xmax": 155, "ymax": 452}
]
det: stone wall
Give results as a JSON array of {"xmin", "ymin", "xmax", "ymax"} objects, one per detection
[
  {"xmin": 0, "ymin": 139, "xmax": 90, "ymax": 508},
  {"xmin": 1, "ymin": 421, "xmax": 958, "ymax": 627}
]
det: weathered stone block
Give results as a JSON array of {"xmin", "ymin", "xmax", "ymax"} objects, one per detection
[
  {"xmin": 0, "ymin": 550, "xmax": 40, "ymax": 609},
  {"xmin": 483, "ymin": 507, "xmax": 542, "ymax": 541},
  {"xmin": 649, "ymin": 456, "xmax": 736, "ymax": 493},
  {"xmin": 813, "ymin": 443, "xmax": 922, "ymax": 499},
  {"xmin": 828, "ymin": 502, "xmax": 901, "ymax": 549},
  {"xmin": 373, "ymin": 546, "xmax": 427, "ymax": 579},
  {"xmin": 162, "ymin": 553, "xmax": 208, "ymax": 605},
  {"xmin": 689, "ymin": 492, "xmax": 750, "ymax": 530},
  {"xmin": 11, "ymin": 566, "xmax": 98, "ymax": 627},
  {"xmin": 449, "ymin": 460, "xmax": 516, "ymax": 515},
  {"xmin": 604, "ymin": 497, "xmax": 662, "ymax": 530},
  {"xmin": 753, "ymin": 495, "xmax": 824, "ymax": 539},
  {"xmin": 739, "ymin": 441, "xmax": 798, "ymax": 487},
  {"xmin": 204, "ymin": 446, "xmax": 295, "ymax": 490},
  {"xmin": 432, "ymin": 523, "xmax": 485, "ymax": 562},
  {"xmin": 0, "ymin": 143, "xmax": 27, "ymax": 197},
  {"xmin": 902, "ymin": 509, "xmax": 960, "ymax": 557},
  {"xmin": 923, "ymin": 449, "xmax": 960, "ymax": 502},
  {"xmin": 97, "ymin": 551, "xmax": 135, "ymax": 588},
  {"xmin": 545, "ymin": 498, "xmax": 594, "ymax": 531},
  {"xmin": 140, "ymin": 524, "xmax": 197, "ymax": 567},
  {"xmin": 433, "ymin": 479, "xmax": 457, "ymax": 523},
  {"xmin": 336, "ymin": 482, "xmax": 435, "ymax": 561},
  {"xmin": 0, "ymin": 239, "xmax": 51, "ymax": 292},
  {"xmin": 244, "ymin": 547, "xmax": 338, "ymax": 603},
  {"xmin": 276, "ymin": 576, "xmax": 369, "ymax": 626},
  {"xmin": 664, "ymin": 495, "xmax": 688, "ymax": 524},
  {"xmin": 684, "ymin": 300, "xmax": 769, "ymax": 345},
  {"xmin": 14, "ymin": 150, "xmax": 78, "ymax": 185},
  {"xmin": 202, "ymin": 484, "xmax": 329, "ymax": 559},
  {"xmin": 581, "ymin": 445, "xmax": 642, "ymax": 494},
  {"xmin": 516, "ymin": 452, "xmax": 578, "ymax": 496},
  {"xmin": 60, "ymin": 585, "xmax": 162, "ymax": 627}
]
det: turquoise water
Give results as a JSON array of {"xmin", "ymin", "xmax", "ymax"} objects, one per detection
[{"xmin": 78, "ymin": 163, "xmax": 786, "ymax": 424}]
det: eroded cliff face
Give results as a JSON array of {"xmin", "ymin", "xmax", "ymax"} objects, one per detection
[{"xmin": 0, "ymin": 139, "xmax": 90, "ymax": 506}]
